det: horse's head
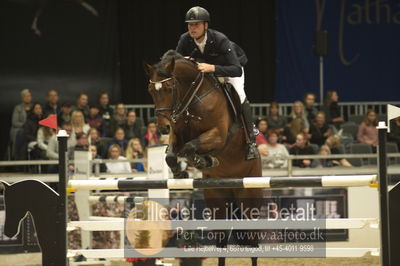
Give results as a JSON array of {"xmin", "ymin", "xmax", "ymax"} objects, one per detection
[
  {"xmin": 144, "ymin": 52, "xmax": 181, "ymax": 135},
  {"xmin": 0, "ymin": 181, "xmax": 29, "ymax": 238}
]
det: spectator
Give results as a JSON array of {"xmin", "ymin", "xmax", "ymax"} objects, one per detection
[
  {"xmin": 58, "ymin": 101, "xmax": 72, "ymax": 127},
  {"xmin": 144, "ymin": 121, "xmax": 160, "ymax": 146},
  {"xmin": 325, "ymin": 136, "xmax": 352, "ymax": 167},
  {"xmin": 97, "ymin": 92, "xmax": 113, "ymax": 137},
  {"xmin": 255, "ymin": 118, "xmax": 268, "ymax": 146},
  {"xmin": 322, "ymin": 90, "xmax": 345, "ymax": 128},
  {"xmin": 72, "ymin": 93, "xmax": 89, "ymax": 119},
  {"xmin": 264, "ymin": 130, "xmax": 289, "ymax": 169},
  {"xmin": 70, "ymin": 110, "xmax": 90, "ymax": 140},
  {"xmin": 87, "ymin": 105, "xmax": 104, "ymax": 135},
  {"xmin": 43, "ymin": 89, "xmax": 60, "ymax": 116},
  {"xmin": 257, "ymin": 144, "xmax": 269, "ymax": 157},
  {"xmin": 126, "ymin": 138, "xmax": 145, "ymax": 172},
  {"xmin": 110, "ymin": 127, "xmax": 128, "ymax": 155},
  {"xmin": 122, "ymin": 110, "xmax": 144, "ymax": 143},
  {"xmin": 47, "ymin": 122, "xmax": 76, "ymax": 160},
  {"xmin": 106, "ymin": 144, "xmax": 132, "ymax": 174},
  {"xmin": 303, "ymin": 93, "xmax": 318, "ymax": 123},
  {"xmin": 289, "ymin": 133, "xmax": 315, "ymax": 168},
  {"xmin": 74, "ymin": 132, "xmax": 89, "ymax": 151},
  {"xmin": 90, "ymin": 144, "xmax": 106, "ymax": 173},
  {"xmin": 10, "ymin": 89, "xmax": 32, "ymax": 158},
  {"xmin": 88, "ymin": 127, "xmax": 106, "ymax": 158},
  {"xmin": 389, "ymin": 117, "xmax": 400, "ymax": 150},
  {"xmin": 287, "ymin": 101, "xmax": 309, "ymax": 132},
  {"xmin": 357, "ymin": 109, "xmax": 378, "ymax": 148},
  {"xmin": 266, "ymin": 102, "xmax": 286, "ymax": 133},
  {"xmin": 23, "ymin": 103, "xmax": 43, "ymax": 159},
  {"xmin": 110, "ymin": 103, "xmax": 127, "ymax": 136},
  {"xmin": 309, "ymin": 111, "xmax": 333, "ymax": 146},
  {"xmin": 37, "ymin": 115, "xmax": 56, "ymax": 159},
  {"xmin": 282, "ymin": 118, "xmax": 305, "ymax": 145}
]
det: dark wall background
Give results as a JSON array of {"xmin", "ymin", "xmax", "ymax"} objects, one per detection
[
  {"xmin": 0, "ymin": 0, "xmax": 276, "ymax": 158},
  {"xmin": 276, "ymin": 0, "xmax": 400, "ymax": 102},
  {"xmin": 117, "ymin": 0, "xmax": 276, "ymax": 104}
]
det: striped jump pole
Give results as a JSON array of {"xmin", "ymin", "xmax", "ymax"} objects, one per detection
[{"xmin": 69, "ymin": 175, "xmax": 377, "ymax": 190}]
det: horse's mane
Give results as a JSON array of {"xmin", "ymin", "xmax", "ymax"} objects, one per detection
[{"xmin": 155, "ymin": 50, "xmax": 196, "ymax": 77}]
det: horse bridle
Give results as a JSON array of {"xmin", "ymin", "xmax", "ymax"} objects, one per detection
[{"xmin": 149, "ymin": 72, "xmax": 205, "ymax": 124}]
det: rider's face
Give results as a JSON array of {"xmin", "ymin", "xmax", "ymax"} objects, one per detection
[{"xmin": 188, "ymin": 22, "xmax": 207, "ymax": 39}]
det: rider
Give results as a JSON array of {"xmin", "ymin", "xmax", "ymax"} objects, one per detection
[{"xmin": 176, "ymin": 6, "xmax": 259, "ymax": 160}]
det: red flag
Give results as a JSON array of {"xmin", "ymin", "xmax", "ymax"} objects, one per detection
[{"xmin": 39, "ymin": 114, "xmax": 58, "ymax": 130}]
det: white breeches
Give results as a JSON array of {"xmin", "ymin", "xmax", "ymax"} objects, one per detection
[{"xmin": 226, "ymin": 67, "xmax": 247, "ymax": 103}]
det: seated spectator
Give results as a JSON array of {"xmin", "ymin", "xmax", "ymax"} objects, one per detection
[
  {"xmin": 72, "ymin": 93, "xmax": 89, "ymax": 119},
  {"xmin": 322, "ymin": 90, "xmax": 345, "ymax": 128},
  {"xmin": 255, "ymin": 118, "xmax": 268, "ymax": 146},
  {"xmin": 257, "ymin": 144, "xmax": 269, "ymax": 156},
  {"xmin": 23, "ymin": 103, "xmax": 43, "ymax": 159},
  {"xmin": 110, "ymin": 103, "xmax": 127, "ymax": 136},
  {"xmin": 144, "ymin": 121, "xmax": 160, "ymax": 147},
  {"xmin": 43, "ymin": 89, "xmax": 60, "ymax": 116},
  {"xmin": 109, "ymin": 127, "xmax": 128, "ymax": 155},
  {"xmin": 126, "ymin": 138, "xmax": 145, "ymax": 172},
  {"xmin": 289, "ymin": 133, "xmax": 315, "ymax": 168},
  {"xmin": 309, "ymin": 111, "xmax": 333, "ymax": 146},
  {"xmin": 287, "ymin": 101, "xmax": 310, "ymax": 133},
  {"xmin": 266, "ymin": 102, "xmax": 286, "ymax": 133},
  {"xmin": 88, "ymin": 127, "xmax": 106, "ymax": 158},
  {"xmin": 264, "ymin": 130, "xmax": 289, "ymax": 169},
  {"xmin": 325, "ymin": 136, "xmax": 352, "ymax": 167},
  {"xmin": 106, "ymin": 144, "xmax": 132, "ymax": 174},
  {"xmin": 37, "ymin": 115, "xmax": 56, "ymax": 159},
  {"xmin": 122, "ymin": 110, "xmax": 144, "ymax": 143},
  {"xmin": 10, "ymin": 89, "xmax": 32, "ymax": 158},
  {"xmin": 389, "ymin": 117, "xmax": 400, "ymax": 150},
  {"xmin": 58, "ymin": 101, "xmax": 72, "ymax": 127},
  {"xmin": 70, "ymin": 110, "xmax": 90, "ymax": 140},
  {"xmin": 97, "ymin": 92, "xmax": 113, "ymax": 137},
  {"xmin": 87, "ymin": 105, "xmax": 104, "ymax": 135},
  {"xmin": 74, "ymin": 132, "xmax": 89, "ymax": 151},
  {"xmin": 357, "ymin": 109, "xmax": 378, "ymax": 148},
  {"xmin": 47, "ymin": 122, "xmax": 76, "ymax": 160},
  {"xmin": 282, "ymin": 117, "xmax": 305, "ymax": 145},
  {"xmin": 90, "ymin": 145, "xmax": 106, "ymax": 173},
  {"xmin": 314, "ymin": 145, "xmax": 335, "ymax": 168},
  {"xmin": 303, "ymin": 92, "xmax": 318, "ymax": 123}
]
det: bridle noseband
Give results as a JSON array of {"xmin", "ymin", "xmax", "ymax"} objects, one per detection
[{"xmin": 149, "ymin": 71, "xmax": 205, "ymax": 124}]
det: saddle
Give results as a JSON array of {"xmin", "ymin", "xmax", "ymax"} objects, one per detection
[{"xmin": 217, "ymin": 78, "xmax": 242, "ymax": 123}]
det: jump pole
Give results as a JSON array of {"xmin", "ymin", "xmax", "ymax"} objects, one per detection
[
  {"xmin": 377, "ymin": 121, "xmax": 391, "ymax": 266},
  {"xmin": 57, "ymin": 130, "xmax": 69, "ymax": 266}
]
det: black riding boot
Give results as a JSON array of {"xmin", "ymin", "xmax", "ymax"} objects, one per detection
[{"xmin": 241, "ymin": 100, "xmax": 260, "ymax": 160}]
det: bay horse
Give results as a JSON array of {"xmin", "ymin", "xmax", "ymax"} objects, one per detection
[
  {"xmin": 144, "ymin": 50, "xmax": 264, "ymax": 266},
  {"xmin": 0, "ymin": 180, "xmax": 64, "ymax": 266}
]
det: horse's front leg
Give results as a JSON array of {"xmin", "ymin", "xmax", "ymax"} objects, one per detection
[
  {"xmin": 180, "ymin": 127, "xmax": 225, "ymax": 169},
  {"xmin": 165, "ymin": 133, "xmax": 188, "ymax": 179}
]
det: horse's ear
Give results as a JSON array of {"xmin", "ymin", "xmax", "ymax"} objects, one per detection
[
  {"xmin": 143, "ymin": 62, "xmax": 154, "ymax": 76},
  {"xmin": 164, "ymin": 58, "xmax": 175, "ymax": 74}
]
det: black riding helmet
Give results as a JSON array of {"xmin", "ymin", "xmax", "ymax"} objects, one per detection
[{"xmin": 185, "ymin": 6, "xmax": 210, "ymax": 23}]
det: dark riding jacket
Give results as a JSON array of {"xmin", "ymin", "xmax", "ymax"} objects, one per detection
[{"xmin": 176, "ymin": 29, "xmax": 247, "ymax": 77}]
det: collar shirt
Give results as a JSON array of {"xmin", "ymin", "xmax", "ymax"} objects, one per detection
[{"xmin": 194, "ymin": 33, "xmax": 207, "ymax": 54}]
